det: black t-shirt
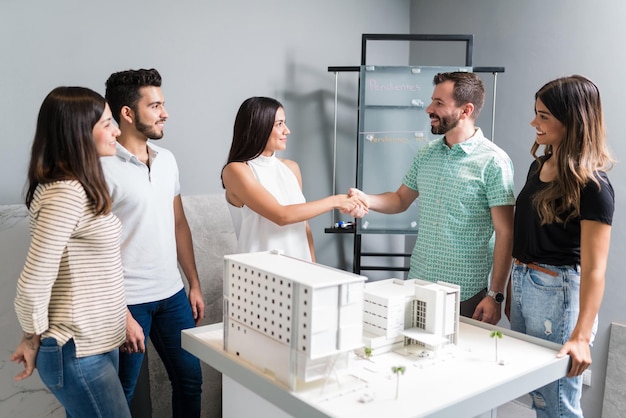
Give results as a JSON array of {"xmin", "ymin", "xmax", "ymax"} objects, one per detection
[{"xmin": 512, "ymin": 159, "xmax": 614, "ymax": 266}]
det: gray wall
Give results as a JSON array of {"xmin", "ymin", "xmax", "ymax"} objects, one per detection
[
  {"xmin": 409, "ymin": 1, "xmax": 626, "ymax": 416},
  {"xmin": 0, "ymin": 0, "xmax": 410, "ymax": 272},
  {"xmin": 3, "ymin": 0, "xmax": 623, "ymax": 417},
  {"xmin": 0, "ymin": 1, "xmax": 410, "ymax": 417}
]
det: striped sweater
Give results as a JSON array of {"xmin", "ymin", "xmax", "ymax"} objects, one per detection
[{"xmin": 14, "ymin": 180, "xmax": 126, "ymax": 357}]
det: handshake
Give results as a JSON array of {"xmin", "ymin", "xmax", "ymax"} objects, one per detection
[{"xmin": 338, "ymin": 188, "xmax": 369, "ymax": 219}]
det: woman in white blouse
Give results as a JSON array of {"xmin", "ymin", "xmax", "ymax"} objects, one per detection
[{"xmin": 221, "ymin": 96, "xmax": 367, "ymax": 262}]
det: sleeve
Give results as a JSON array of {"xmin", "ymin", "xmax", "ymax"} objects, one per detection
[
  {"xmin": 485, "ymin": 154, "xmax": 516, "ymax": 208},
  {"xmin": 14, "ymin": 183, "xmax": 84, "ymax": 334},
  {"xmin": 402, "ymin": 143, "xmax": 431, "ymax": 192},
  {"xmin": 173, "ymin": 153, "xmax": 181, "ymax": 196},
  {"xmin": 580, "ymin": 172, "xmax": 614, "ymax": 225}
]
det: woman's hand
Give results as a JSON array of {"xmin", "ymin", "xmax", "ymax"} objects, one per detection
[
  {"xmin": 344, "ymin": 188, "xmax": 370, "ymax": 218},
  {"xmin": 558, "ymin": 338, "xmax": 592, "ymax": 377},
  {"xmin": 11, "ymin": 332, "xmax": 41, "ymax": 381}
]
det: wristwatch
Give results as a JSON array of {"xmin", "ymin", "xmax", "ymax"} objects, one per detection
[{"xmin": 487, "ymin": 290, "xmax": 504, "ymax": 304}]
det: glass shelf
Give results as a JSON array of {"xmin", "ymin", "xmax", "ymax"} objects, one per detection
[{"xmin": 356, "ymin": 65, "xmax": 471, "ymax": 234}]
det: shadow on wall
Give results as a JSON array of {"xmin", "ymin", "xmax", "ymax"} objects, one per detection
[
  {"xmin": 280, "ymin": 57, "xmax": 360, "ymax": 272},
  {"xmin": 280, "ymin": 57, "xmax": 425, "ymax": 281}
]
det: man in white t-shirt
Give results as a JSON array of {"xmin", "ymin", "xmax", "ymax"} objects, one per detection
[{"xmin": 101, "ymin": 68, "xmax": 204, "ymax": 417}]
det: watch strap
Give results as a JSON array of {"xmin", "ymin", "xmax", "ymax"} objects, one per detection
[{"xmin": 487, "ymin": 290, "xmax": 504, "ymax": 303}]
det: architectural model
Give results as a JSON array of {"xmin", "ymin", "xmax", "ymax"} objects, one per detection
[
  {"xmin": 204, "ymin": 256, "xmax": 572, "ymax": 415},
  {"xmin": 223, "ymin": 250, "xmax": 366, "ymax": 389},
  {"xmin": 362, "ymin": 278, "xmax": 460, "ymax": 354}
]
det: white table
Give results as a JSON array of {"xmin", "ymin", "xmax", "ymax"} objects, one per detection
[{"xmin": 182, "ymin": 318, "xmax": 568, "ymax": 418}]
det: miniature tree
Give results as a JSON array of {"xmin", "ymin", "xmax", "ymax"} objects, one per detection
[
  {"xmin": 355, "ymin": 346, "xmax": 374, "ymax": 362},
  {"xmin": 391, "ymin": 366, "xmax": 406, "ymax": 400},
  {"xmin": 364, "ymin": 347, "xmax": 373, "ymax": 360},
  {"xmin": 490, "ymin": 330, "xmax": 503, "ymax": 363}
]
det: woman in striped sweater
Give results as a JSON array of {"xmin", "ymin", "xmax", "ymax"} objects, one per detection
[{"xmin": 11, "ymin": 87, "xmax": 131, "ymax": 417}]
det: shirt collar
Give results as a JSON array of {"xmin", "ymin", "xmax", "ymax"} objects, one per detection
[
  {"xmin": 115, "ymin": 141, "xmax": 159, "ymax": 163},
  {"xmin": 441, "ymin": 127, "xmax": 485, "ymax": 154}
]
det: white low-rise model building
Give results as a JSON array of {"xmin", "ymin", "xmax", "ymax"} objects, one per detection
[{"xmin": 362, "ymin": 278, "xmax": 460, "ymax": 354}]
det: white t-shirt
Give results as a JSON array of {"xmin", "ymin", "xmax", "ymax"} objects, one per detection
[{"xmin": 101, "ymin": 142, "xmax": 183, "ymax": 305}]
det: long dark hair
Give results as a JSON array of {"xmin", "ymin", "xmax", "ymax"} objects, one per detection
[
  {"xmin": 531, "ymin": 75, "xmax": 613, "ymax": 224},
  {"xmin": 26, "ymin": 86, "xmax": 112, "ymax": 214},
  {"xmin": 221, "ymin": 97, "xmax": 283, "ymax": 188}
]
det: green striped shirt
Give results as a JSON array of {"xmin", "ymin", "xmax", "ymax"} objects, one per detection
[{"xmin": 402, "ymin": 128, "xmax": 515, "ymax": 300}]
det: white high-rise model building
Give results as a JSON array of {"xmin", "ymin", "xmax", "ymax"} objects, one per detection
[{"xmin": 223, "ymin": 251, "xmax": 366, "ymax": 389}]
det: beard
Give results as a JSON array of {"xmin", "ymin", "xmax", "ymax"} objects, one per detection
[
  {"xmin": 135, "ymin": 115, "xmax": 164, "ymax": 140},
  {"xmin": 429, "ymin": 112, "xmax": 460, "ymax": 135}
]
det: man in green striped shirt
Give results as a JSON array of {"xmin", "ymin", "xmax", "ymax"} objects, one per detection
[{"xmin": 350, "ymin": 72, "xmax": 514, "ymax": 325}]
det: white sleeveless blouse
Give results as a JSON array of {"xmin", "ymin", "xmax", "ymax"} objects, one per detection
[{"xmin": 227, "ymin": 154, "xmax": 312, "ymax": 261}]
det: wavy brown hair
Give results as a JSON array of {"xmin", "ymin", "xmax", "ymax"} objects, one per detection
[
  {"xmin": 26, "ymin": 86, "xmax": 111, "ymax": 214},
  {"xmin": 531, "ymin": 75, "xmax": 613, "ymax": 224}
]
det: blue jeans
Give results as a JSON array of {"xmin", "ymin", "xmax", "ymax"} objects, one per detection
[
  {"xmin": 37, "ymin": 337, "xmax": 130, "ymax": 418},
  {"xmin": 510, "ymin": 261, "xmax": 597, "ymax": 418},
  {"xmin": 120, "ymin": 288, "xmax": 202, "ymax": 417}
]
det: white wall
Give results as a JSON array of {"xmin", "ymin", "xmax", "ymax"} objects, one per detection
[{"xmin": 409, "ymin": 1, "xmax": 626, "ymax": 416}]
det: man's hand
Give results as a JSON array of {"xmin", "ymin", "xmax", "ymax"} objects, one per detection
[
  {"xmin": 121, "ymin": 310, "xmax": 145, "ymax": 353},
  {"xmin": 472, "ymin": 296, "xmax": 502, "ymax": 325},
  {"xmin": 347, "ymin": 188, "xmax": 370, "ymax": 218},
  {"xmin": 189, "ymin": 286, "xmax": 205, "ymax": 326}
]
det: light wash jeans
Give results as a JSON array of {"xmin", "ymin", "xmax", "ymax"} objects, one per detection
[
  {"xmin": 37, "ymin": 337, "xmax": 130, "ymax": 418},
  {"xmin": 119, "ymin": 288, "xmax": 202, "ymax": 417},
  {"xmin": 510, "ymin": 261, "xmax": 597, "ymax": 418}
]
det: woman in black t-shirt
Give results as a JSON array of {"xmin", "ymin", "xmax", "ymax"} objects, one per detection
[{"xmin": 509, "ymin": 75, "xmax": 614, "ymax": 418}]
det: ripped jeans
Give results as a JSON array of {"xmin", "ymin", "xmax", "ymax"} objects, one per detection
[{"xmin": 510, "ymin": 261, "xmax": 596, "ymax": 418}]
